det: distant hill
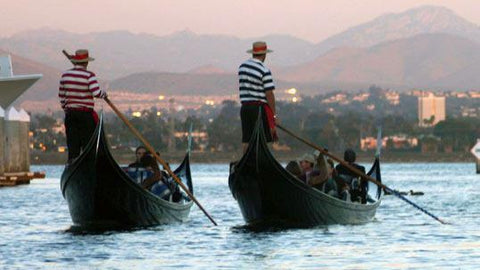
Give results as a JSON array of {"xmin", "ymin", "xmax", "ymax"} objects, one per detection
[
  {"xmin": 110, "ymin": 72, "xmax": 236, "ymax": 96},
  {"xmin": 278, "ymin": 33, "xmax": 480, "ymax": 90},
  {"xmin": 187, "ymin": 65, "xmax": 229, "ymax": 74},
  {"xmin": 0, "ymin": 30, "xmax": 315, "ymax": 80},
  {"xmin": 109, "ymin": 71, "xmax": 326, "ymax": 96},
  {"xmin": 5, "ymin": 33, "xmax": 480, "ymax": 113},
  {"xmin": 315, "ymin": 5, "xmax": 480, "ymax": 53},
  {"xmin": 2, "ymin": 6, "xmax": 478, "ymax": 81},
  {"xmin": 2, "ymin": 5, "xmax": 480, "ymax": 113}
]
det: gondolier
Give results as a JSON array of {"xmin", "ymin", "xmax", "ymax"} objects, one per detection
[
  {"xmin": 59, "ymin": 49, "xmax": 107, "ymax": 161},
  {"xmin": 238, "ymin": 41, "xmax": 278, "ymax": 153}
]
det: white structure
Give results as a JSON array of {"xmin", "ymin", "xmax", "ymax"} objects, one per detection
[
  {"xmin": 0, "ymin": 55, "xmax": 42, "ymax": 108},
  {"xmin": 18, "ymin": 109, "xmax": 31, "ymax": 171},
  {"xmin": 418, "ymin": 92, "xmax": 446, "ymax": 127},
  {"xmin": 4, "ymin": 107, "xmax": 21, "ymax": 172},
  {"xmin": 0, "ymin": 106, "xmax": 4, "ymax": 175},
  {"xmin": 0, "ymin": 54, "xmax": 42, "ymax": 174},
  {"xmin": 3, "ymin": 106, "xmax": 32, "ymax": 173},
  {"xmin": 472, "ymin": 139, "xmax": 480, "ymax": 174}
]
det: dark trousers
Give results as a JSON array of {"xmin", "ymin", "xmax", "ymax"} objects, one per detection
[
  {"xmin": 240, "ymin": 104, "xmax": 272, "ymax": 143},
  {"xmin": 65, "ymin": 111, "xmax": 96, "ymax": 161}
]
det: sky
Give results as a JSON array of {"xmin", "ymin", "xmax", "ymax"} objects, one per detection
[{"xmin": 1, "ymin": 0, "xmax": 479, "ymax": 43}]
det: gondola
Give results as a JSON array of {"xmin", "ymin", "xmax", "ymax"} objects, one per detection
[
  {"xmin": 60, "ymin": 116, "xmax": 194, "ymax": 228},
  {"xmin": 229, "ymin": 118, "xmax": 383, "ymax": 227}
]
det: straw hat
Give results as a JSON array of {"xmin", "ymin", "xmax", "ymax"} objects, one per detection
[
  {"xmin": 246, "ymin": 41, "xmax": 273, "ymax": 55},
  {"xmin": 70, "ymin": 49, "xmax": 95, "ymax": 63}
]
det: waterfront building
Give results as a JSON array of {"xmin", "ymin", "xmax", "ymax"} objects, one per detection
[{"xmin": 418, "ymin": 92, "xmax": 446, "ymax": 127}]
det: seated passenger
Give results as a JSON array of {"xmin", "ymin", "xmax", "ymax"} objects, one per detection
[
  {"xmin": 298, "ymin": 153, "xmax": 321, "ymax": 184},
  {"xmin": 128, "ymin": 146, "xmax": 148, "ymax": 168},
  {"xmin": 161, "ymin": 163, "xmax": 183, "ymax": 203},
  {"xmin": 335, "ymin": 149, "xmax": 367, "ymax": 203},
  {"xmin": 322, "ymin": 158, "xmax": 338, "ymax": 197},
  {"xmin": 339, "ymin": 184, "xmax": 351, "ymax": 202},
  {"xmin": 124, "ymin": 146, "xmax": 150, "ymax": 184},
  {"xmin": 310, "ymin": 154, "xmax": 338, "ymax": 197},
  {"xmin": 285, "ymin": 160, "xmax": 302, "ymax": 177},
  {"xmin": 125, "ymin": 166, "xmax": 151, "ymax": 185},
  {"xmin": 137, "ymin": 155, "xmax": 173, "ymax": 200},
  {"xmin": 150, "ymin": 171, "xmax": 172, "ymax": 200},
  {"xmin": 139, "ymin": 155, "xmax": 163, "ymax": 189},
  {"xmin": 141, "ymin": 155, "xmax": 184, "ymax": 202}
]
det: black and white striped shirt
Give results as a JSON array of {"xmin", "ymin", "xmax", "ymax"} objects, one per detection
[
  {"xmin": 59, "ymin": 65, "xmax": 106, "ymax": 110},
  {"xmin": 238, "ymin": 58, "xmax": 275, "ymax": 103}
]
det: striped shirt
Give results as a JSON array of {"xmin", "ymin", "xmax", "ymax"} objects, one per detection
[
  {"xmin": 59, "ymin": 65, "xmax": 106, "ymax": 110},
  {"xmin": 238, "ymin": 58, "xmax": 275, "ymax": 103}
]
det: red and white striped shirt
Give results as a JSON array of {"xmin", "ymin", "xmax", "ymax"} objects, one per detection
[{"xmin": 59, "ymin": 65, "xmax": 106, "ymax": 111}]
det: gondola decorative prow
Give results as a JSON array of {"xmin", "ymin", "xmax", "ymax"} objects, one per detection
[{"xmin": 375, "ymin": 126, "xmax": 382, "ymax": 158}]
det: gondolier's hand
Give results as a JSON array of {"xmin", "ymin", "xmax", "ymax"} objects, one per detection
[
  {"xmin": 274, "ymin": 114, "xmax": 280, "ymax": 125},
  {"xmin": 102, "ymin": 82, "xmax": 109, "ymax": 99}
]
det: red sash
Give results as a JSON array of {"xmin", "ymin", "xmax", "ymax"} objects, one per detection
[
  {"xmin": 65, "ymin": 107, "xmax": 99, "ymax": 125},
  {"xmin": 92, "ymin": 111, "xmax": 99, "ymax": 125},
  {"xmin": 242, "ymin": 101, "xmax": 278, "ymax": 141}
]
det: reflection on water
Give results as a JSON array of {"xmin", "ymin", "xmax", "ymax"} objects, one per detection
[
  {"xmin": 0, "ymin": 163, "xmax": 479, "ymax": 268},
  {"xmin": 64, "ymin": 225, "xmax": 143, "ymax": 235}
]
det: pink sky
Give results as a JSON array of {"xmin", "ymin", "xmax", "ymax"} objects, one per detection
[{"xmin": 1, "ymin": 0, "xmax": 478, "ymax": 43}]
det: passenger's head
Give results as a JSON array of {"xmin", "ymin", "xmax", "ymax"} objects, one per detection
[
  {"xmin": 299, "ymin": 153, "xmax": 315, "ymax": 172},
  {"xmin": 135, "ymin": 146, "xmax": 147, "ymax": 162},
  {"xmin": 344, "ymin": 149, "xmax": 356, "ymax": 163},
  {"xmin": 140, "ymin": 154, "xmax": 157, "ymax": 170},
  {"xmin": 286, "ymin": 160, "xmax": 302, "ymax": 176}
]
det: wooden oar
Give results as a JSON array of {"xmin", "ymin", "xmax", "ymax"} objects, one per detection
[
  {"xmin": 62, "ymin": 49, "xmax": 72, "ymax": 60},
  {"xmin": 104, "ymin": 97, "xmax": 218, "ymax": 226},
  {"xmin": 277, "ymin": 124, "xmax": 448, "ymax": 225}
]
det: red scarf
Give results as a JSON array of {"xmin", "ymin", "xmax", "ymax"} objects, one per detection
[
  {"xmin": 92, "ymin": 111, "xmax": 99, "ymax": 125},
  {"xmin": 243, "ymin": 101, "xmax": 278, "ymax": 141},
  {"xmin": 262, "ymin": 103, "xmax": 278, "ymax": 142}
]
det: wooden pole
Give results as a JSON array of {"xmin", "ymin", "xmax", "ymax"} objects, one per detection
[
  {"xmin": 104, "ymin": 97, "xmax": 217, "ymax": 226},
  {"xmin": 476, "ymin": 158, "xmax": 480, "ymax": 174},
  {"xmin": 277, "ymin": 124, "xmax": 448, "ymax": 225},
  {"xmin": 473, "ymin": 139, "xmax": 480, "ymax": 174}
]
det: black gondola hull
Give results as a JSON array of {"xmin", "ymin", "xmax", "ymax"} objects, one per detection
[
  {"xmin": 61, "ymin": 117, "xmax": 193, "ymax": 228},
  {"xmin": 229, "ymin": 118, "xmax": 381, "ymax": 226}
]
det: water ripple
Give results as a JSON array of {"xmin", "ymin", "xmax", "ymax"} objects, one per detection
[{"xmin": 0, "ymin": 163, "xmax": 479, "ymax": 269}]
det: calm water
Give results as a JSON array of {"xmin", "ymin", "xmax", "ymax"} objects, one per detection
[{"xmin": 1, "ymin": 162, "xmax": 479, "ymax": 269}]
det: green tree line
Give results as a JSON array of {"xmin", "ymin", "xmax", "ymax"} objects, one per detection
[{"xmin": 30, "ymin": 99, "xmax": 479, "ymax": 154}]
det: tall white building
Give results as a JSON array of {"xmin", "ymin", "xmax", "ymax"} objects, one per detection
[{"xmin": 418, "ymin": 92, "xmax": 446, "ymax": 127}]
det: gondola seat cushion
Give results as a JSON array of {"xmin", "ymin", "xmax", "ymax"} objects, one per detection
[{"xmin": 125, "ymin": 167, "xmax": 153, "ymax": 185}]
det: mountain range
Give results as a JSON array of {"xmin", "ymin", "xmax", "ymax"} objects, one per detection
[
  {"xmin": 315, "ymin": 5, "xmax": 480, "ymax": 53},
  {"xmin": 2, "ymin": 5, "xmax": 479, "ymax": 111},
  {"xmin": 279, "ymin": 33, "xmax": 480, "ymax": 89}
]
